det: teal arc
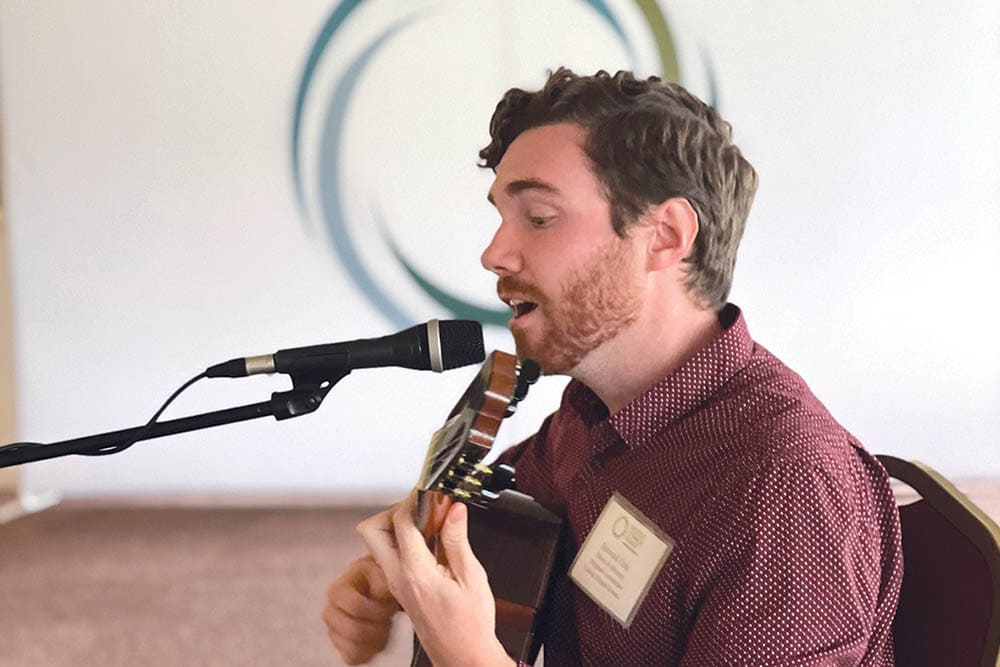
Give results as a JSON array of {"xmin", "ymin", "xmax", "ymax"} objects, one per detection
[{"xmin": 291, "ymin": 0, "xmax": 688, "ymax": 328}]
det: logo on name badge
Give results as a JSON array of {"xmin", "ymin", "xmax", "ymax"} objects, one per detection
[{"xmin": 569, "ymin": 492, "xmax": 674, "ymax": 628}]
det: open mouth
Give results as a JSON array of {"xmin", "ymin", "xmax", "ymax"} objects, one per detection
[{"xmin": 508, "ymin": 299, "xmax": 539, "ymax": 319}]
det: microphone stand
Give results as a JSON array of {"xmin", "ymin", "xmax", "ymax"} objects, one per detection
[{"xmin": 0, "ymin": 368, "xmax": 349, "ymax": 469}]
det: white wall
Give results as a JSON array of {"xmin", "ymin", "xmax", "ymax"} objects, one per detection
[
  {"xmin": 1, "ymin": 0, "xmax": 997, "ymax": 499},
  {"xmin": 0, "ymin": 208, "xmax": 16, "ymax": 494}
]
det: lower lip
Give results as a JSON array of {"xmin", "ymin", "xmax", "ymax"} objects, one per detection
[{"xmin": 509, "ymin": 308, "xmax": 539, "ymax": 329}]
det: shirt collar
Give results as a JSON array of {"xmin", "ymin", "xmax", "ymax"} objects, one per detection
[{"xmin": 566, "ymin": 304, "xmax": 754, "ymax": 453}]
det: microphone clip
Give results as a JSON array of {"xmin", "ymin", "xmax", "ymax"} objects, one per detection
[{"xmin": 269, "ymin": 366, "xmax": 350, "ymax": 421}]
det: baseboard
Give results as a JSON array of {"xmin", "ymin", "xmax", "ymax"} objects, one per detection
[{"xmin": 56, "ymin": 491, "xmax": 402, "ymax": 509}]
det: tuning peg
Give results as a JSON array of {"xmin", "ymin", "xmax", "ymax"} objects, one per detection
[
  {"xmin": 518, "ymin": 359, "xmax": 540, "ymax": 383},
  {"xmin": 480, "ymin": 463, "xmax": 516, "ymax": 501},
  {"xmin": 462, "ymin": 475, "xmax": 483, "ymax": 488},
  {"xmin": 515, "ymin": 359, "xmax": 541, "ymax": 398}
]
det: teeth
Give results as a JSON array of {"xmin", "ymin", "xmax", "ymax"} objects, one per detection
[{"xmin": 503, "ymin": 297, "xmax": 535, "ymax": 316}]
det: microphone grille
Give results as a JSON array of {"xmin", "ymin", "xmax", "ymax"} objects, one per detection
[{"xmin": 438, "ymin": 320, "xmax": 486, "ymax": 370}]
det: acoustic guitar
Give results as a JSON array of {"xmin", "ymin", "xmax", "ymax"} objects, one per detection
[{"xmin": 410, "ymin": 350, "xmax": 562, "ymax": 666}]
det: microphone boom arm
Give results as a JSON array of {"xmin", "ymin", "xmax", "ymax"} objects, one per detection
[{"xmin": 0, "ymin": 368, "xmax": 349, "ymax": 469}]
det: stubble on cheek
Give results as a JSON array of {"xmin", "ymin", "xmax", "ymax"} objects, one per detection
[{"xmin": 519, "ymin": 239, "xmax": 642, "ymax": 375}]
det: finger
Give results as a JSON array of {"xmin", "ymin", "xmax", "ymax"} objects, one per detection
[
  {"xmin": 323, "ymin": 603, "xmax": 393, "ymax": 648},
  {"xmin": 327, "ymin": 577, "xmax": 399, "ymax": 621},
  {"xmin": 326, "ymin": 555, "xmax": 398, "ymax": 614},
  {"xmin": 358, "ymin": 554, "xmax": 397, "ymax": 603},
  {"xmin": 326, "ymin": 619, "xmax": 390, "ymax": 667},
  {"xmin": 438, "ymin": 501, "xmax": 483, "ymax": 585},
  {"xmin": 357, "ymin": 505, "xmax": 418, "ymax": 598},
  {"xmin": 395, "ymin": 487, "xmax": 419, "ymax": 524},
  {"xmin": 356, "ymin": 503, "xmax": 401, "ymax": 563},
  {"xmin": 390, "ymin": 491, "xmax": 439, "ymax": 569},
  {"xmin": 356, "ymin": 505, "xmax": 395, "ymax": 536},
  {"xmin": 323, "ymin": 605, "xmax": 391, "ymax": 642},
  {"xmin": 322, "ymin": 587, "xmax": 394, "ymax": 667},
  {"xmin": 357, "ymin": 526, "xmax": 396, "ymax": 571},
  {"xmin": 328, "ymin": 629, "xmax": 373, "ymax": 667}
]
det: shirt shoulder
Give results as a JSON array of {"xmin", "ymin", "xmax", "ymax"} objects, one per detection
[{"xmin": 718, "ymin": 340, "xmax": 862, "ymax": 466}]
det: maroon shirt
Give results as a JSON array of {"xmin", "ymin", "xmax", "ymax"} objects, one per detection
[{"xmin": 500, "ymin": 305, "xmax": 902, "ymax": 666}]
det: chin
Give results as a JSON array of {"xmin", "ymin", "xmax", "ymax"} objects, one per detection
[
  {"xmin": 513, "ymin": 326, "xmax": 587, "ymax": 377},
  {"xmin": 515, "ymin": 345, "xmax": 572, "ymax": 377},
  {"xmin": 513, "ymin": 337, "xmax": 547, "ymax": 374}
]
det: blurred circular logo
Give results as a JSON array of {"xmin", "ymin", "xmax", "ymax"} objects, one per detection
[{"xmin": 291, "ymin": 1, "xmax": 713, "ymax": 328}]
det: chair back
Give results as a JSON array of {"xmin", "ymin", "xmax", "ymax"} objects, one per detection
[{"xmin": 877, "ymin": 455, "xmax": 1000, "ymax": 667}]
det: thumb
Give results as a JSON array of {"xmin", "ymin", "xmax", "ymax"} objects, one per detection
[{"xmin": 438, "ymin": 502, "xmax": 481, "ymax": 584}]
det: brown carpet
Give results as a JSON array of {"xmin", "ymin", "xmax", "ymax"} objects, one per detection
[
  {"xmin": 0, "ymin": 506, "xmax": 414, "ymax": 667},
  {"xmin": 3, "ymin": 484, "xmax": 999, "ymax": 666}
]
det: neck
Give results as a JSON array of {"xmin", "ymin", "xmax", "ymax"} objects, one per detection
[{"xmin": 570, "ymin": 298, "xmax": 724, "ymax": 415}]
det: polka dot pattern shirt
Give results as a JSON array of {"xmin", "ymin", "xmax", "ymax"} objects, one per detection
[{"xmin": 501, "ymin": 305, "xmax": 903, "ymax": 666}]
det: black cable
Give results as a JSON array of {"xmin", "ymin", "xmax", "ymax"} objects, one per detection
[
  {"xmin": 0, "ymin": 441, "xmax": 45, "ymax": 453},
  {"xmin": 79, "ymin": 371, "xmax": 208, "ymax": 456}
]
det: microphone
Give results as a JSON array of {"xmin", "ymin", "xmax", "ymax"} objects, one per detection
[{"xmin": 205, "ymin": 319, "xmax": 484, "ymax": 379}]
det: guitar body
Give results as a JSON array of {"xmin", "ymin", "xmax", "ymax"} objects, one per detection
[
  {"xmin": 410, "ymin": 351, "xmax": 561, "ymax": 666},
  {"xmin": 466, "ymin": 490, "xmax": 562, "ymax": 663}
]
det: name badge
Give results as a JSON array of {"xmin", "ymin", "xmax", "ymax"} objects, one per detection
[{"xmin": 569, "ymin": 492, "xmax": 674, "ymax": 628}]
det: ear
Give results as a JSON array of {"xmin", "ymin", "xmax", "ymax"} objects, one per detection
[{"xmin": 645, "ymin": 197, "xmax": 698, "ymax": 272}]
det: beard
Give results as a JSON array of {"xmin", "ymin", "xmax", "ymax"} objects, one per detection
[{"xmin": 500, "ymin": 238, "xmax": 642, "ymax": 375}]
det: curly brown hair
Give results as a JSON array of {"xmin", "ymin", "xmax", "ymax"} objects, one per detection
[{"xmin": 479, "ymin": 68, "xmax": 758, "ymax": 309}]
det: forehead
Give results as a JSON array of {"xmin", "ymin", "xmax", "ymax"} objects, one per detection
[{"xmin": 488, "ymin": 123, "xmax": 598, "ymax": 202}]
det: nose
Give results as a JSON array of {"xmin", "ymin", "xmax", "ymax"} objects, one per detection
[{"xmin": 480, "ymin": 220, "xmax": 522, "ymax": 276}]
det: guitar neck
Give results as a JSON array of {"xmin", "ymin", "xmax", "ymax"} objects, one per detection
[{"xmin": 409, "ymin": 351, "xmax": 548, "ymax": 666}]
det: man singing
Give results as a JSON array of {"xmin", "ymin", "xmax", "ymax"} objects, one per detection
[{"xmin": 322, "ymin": 68, "xmax": 903, "ymax": 666}]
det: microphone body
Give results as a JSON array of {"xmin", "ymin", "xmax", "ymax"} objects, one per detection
[{"xmin": 206, "ymin": 319, "xmax": 484, "ymax": 379}]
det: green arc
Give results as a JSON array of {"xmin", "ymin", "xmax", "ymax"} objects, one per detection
[
  {"xmin": 398, "ymin": 0, "xmax": 683, "ymax": 326},
  {"xmin": 294, "ymin": 0, "xmax": 687, "ymax": 328}
]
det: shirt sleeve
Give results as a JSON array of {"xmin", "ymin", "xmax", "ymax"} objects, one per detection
[{"xmin": 679, "ymin": 451, "xmax": 895, "ymax": 666}]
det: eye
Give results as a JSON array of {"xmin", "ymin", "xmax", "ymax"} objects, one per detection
[{"xmin": 529, "ymin": 216, "xmax": 550, "ymax": 227}]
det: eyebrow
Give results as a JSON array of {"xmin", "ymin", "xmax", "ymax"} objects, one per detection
[{"xmin": 486, "ymin": 178, "xmax": 561, "ymax": 206}]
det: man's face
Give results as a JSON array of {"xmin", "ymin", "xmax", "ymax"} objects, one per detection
[{"xmin": 482, "ymin": 123, "xmax": 643, "ymax": 375}]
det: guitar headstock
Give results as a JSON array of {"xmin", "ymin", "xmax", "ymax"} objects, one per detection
[{"xmin": 416, "ymin": 351, "xmax": 539, "ymax": 508}]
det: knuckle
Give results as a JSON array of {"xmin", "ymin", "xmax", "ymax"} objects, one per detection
[{"xmin": 325, "ymin": 580, "xmax": 343, "ymax": 603}]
